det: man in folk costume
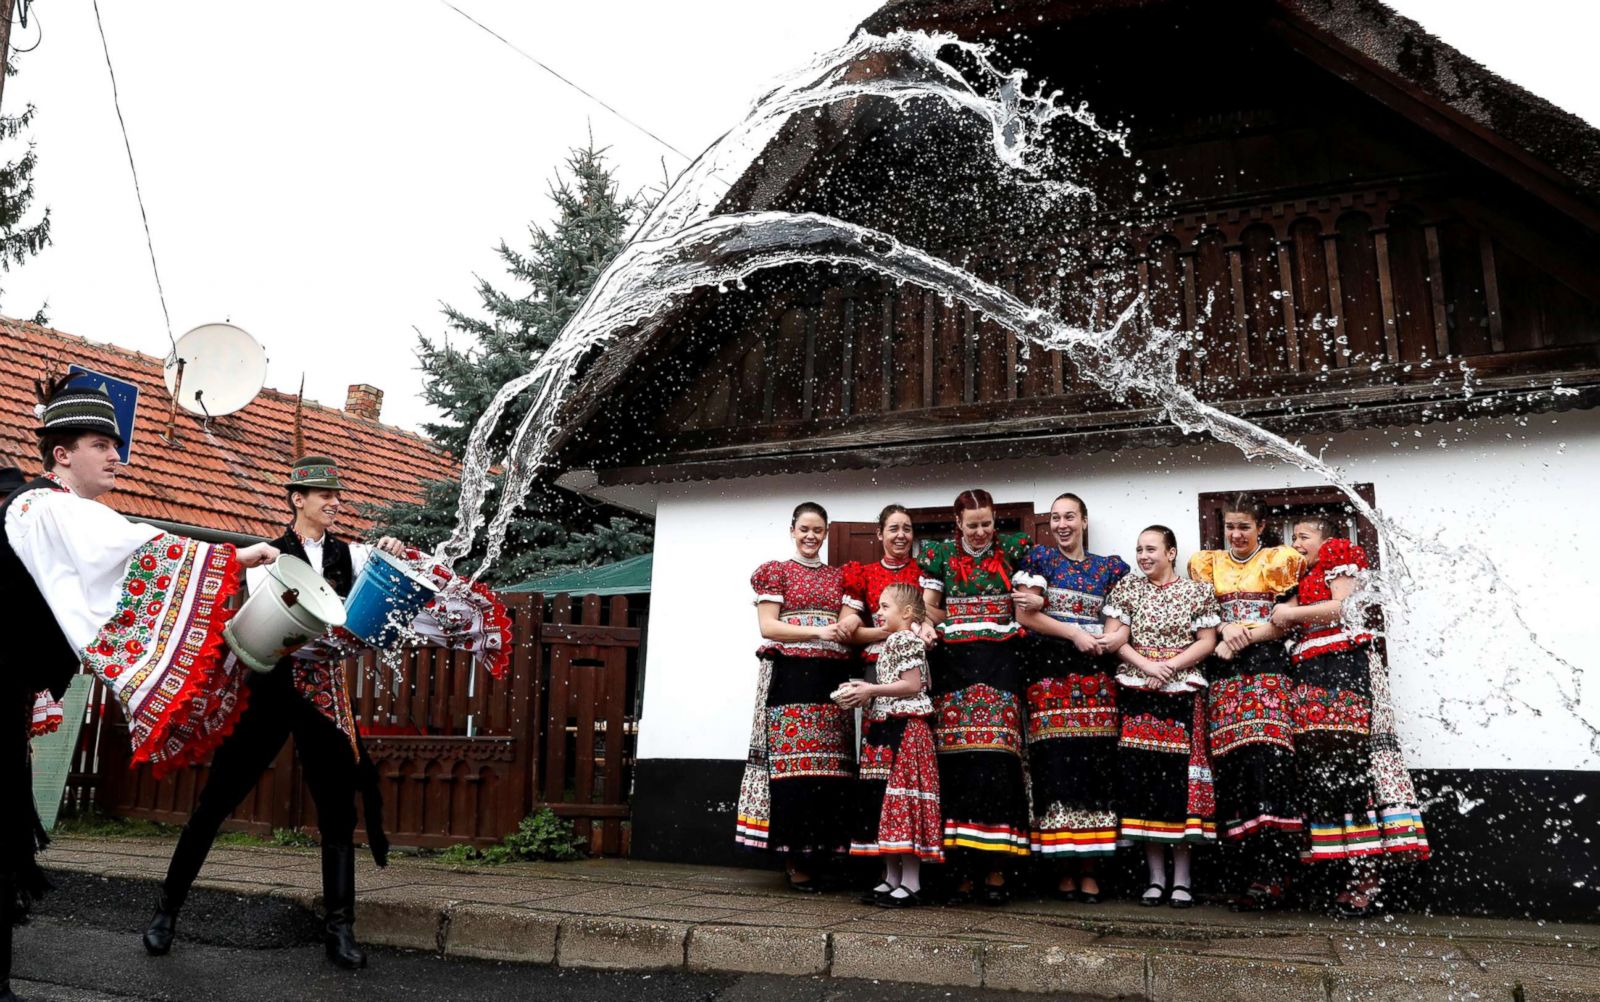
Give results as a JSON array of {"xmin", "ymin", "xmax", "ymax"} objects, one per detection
[
  {"xmin": 143, "ymin": 456, "xmax": 407, "ymax": 969},
  {"xmin": 3, "ymin": 378, "xmax": 280, "ymax": 1002}
]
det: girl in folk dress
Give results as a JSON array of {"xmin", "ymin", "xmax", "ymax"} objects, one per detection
[
  {"xmin": 1189, "ymin": 493, "xmax": 1305, "ymax": 911},
  {"xmin": 920, "ymin": 489, "xmax": 1034, "ymax": 905},
  {"xmin": 837, "ymin": 583, "xmax": 943, "ymax": 907},
  {"xmin": 1271, "ymin": 515, "xmax": 1429, "ymax": 917},
  {"xmin": 736, "ymin": 502, "xmax": 857, "ymax": 892},
  {"xmin": 1012, "ymin": 492, "xmax": 1130, "ymax": 902},
  {"xmin": 1103, "ymin": 526, "xmax": 1221, "ymax": 909}
]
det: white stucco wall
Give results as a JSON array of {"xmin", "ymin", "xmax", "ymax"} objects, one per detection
[{"xmin": 635, "ymin": 408, "xmax": 1600, "ymax": 772}]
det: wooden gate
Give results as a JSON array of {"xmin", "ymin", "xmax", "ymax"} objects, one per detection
[{"xmin": 84, "ymin": 591, "xmax": 646, "ymax": 855}]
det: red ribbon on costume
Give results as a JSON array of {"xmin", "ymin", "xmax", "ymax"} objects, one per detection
[{"xmin": 950, "ymin": 545, "xmax": 1013, "ymax": 591}]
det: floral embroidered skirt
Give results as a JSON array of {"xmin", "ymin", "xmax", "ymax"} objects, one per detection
[
  {"xmin": 850, "ymin": 715, "xmax": 944, "ymax": 861},
  {"xmin": 930, "ymin": 640, "xmax": 1031, "ymax": 858},
  {"xmin": 1292, "ymin": 645, "xmax": 1428, "ymax": 861},
  {"xmin": 761, "ymin": 653, "xmax": 856, "ymax": 855},
  {"xmin": 1023, "ymin": 637, "xmax": 1119, "ymax": 857},
  {"xmin": 1207, "ymin": 641, "xmax": 1301, "ymax": 841},
  {"xmin": 1116, "ymin": 685, "xmax": 1216, "ymax": 844}
]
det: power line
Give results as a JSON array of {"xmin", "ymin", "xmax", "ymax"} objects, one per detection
[
  {"xmin": 437, "ymin": 1, "xmax": 690, "ymax": 160},
  {"xmin": 92, "ymin": 0, "xmax": 177, "ymax": 356}
]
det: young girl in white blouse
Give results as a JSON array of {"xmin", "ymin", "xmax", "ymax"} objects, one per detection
[{"xmin": 836, "ymin": 583, "xmax": 943, "ymax": 907}]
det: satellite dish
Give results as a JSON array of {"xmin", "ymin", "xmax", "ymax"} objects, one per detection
[{"xmin": 162, "ymin": 323, "xmax": 267, "ymax": 417}]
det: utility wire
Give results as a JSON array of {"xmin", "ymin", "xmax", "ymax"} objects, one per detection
[
  {"xmin": 92, "ymin": 0, "xmax": 177, "ymax": 357},
  {"xmin": 437, "ymin": 0, "xmax": 690, "ymax": 160}
]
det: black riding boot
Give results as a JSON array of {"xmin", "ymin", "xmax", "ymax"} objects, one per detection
[
  {"xmin": 143, "ymin": 821, "xmax": 212, "ymax": 956},
  {"xmin": 321, "ymin": 845, "xmax": 366, "ymax": 970}
]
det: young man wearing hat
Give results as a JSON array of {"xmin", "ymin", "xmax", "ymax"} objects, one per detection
[
  {"xmin": 144, "ymin": 455, "xmax": 407, "ymax": 971},
  {"xmin": 3, "ymin": 378, "xmax": 279, "ymax": 1002}
]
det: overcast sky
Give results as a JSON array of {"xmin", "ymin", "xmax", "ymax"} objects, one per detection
[{"xmin": 3, "ymin": 1, "xmax": 1596, "ymax": 434}]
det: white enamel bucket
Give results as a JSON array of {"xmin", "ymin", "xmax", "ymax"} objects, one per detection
[{"xmin": 223, "ymin": 554, "xmax": 348, "ymax": 673}]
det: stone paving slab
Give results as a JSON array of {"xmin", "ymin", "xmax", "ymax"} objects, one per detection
[{"xmin": 41, "ymin": 834, "xmax": 1600, "ymax": 1001}]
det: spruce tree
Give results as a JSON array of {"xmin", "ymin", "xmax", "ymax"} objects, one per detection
[
  {"xmin": 0, "ymin": 59, "xmax": 52, "ymax": 319},
  {"xmin": 367, "ymin": 142, "xmax": 653, "ymax": 583}
]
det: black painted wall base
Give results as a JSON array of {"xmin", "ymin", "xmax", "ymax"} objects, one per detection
[{"xmin": 630, "ymin": 759, "xmax": 1600, "ymax": 920}]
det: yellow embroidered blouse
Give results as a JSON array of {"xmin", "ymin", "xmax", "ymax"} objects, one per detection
[{"xmin": 1186, "ymin": 545, "xmax": 1303, "ymax": 630}]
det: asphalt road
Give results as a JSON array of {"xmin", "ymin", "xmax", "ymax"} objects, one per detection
[
  {"xmin": 10, "ymin": 878, "xmax": 1072, "ymax": 1002},
  {"xmin": 13, "ymin": 920, "xmax": 1013, "ymax": 1002}
]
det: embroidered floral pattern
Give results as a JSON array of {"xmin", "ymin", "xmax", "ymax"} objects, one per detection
[
  {"xmin": 1025, "ymin": 673, "xmax": 1118, "ymax": 741},
  {"xmin": 766, "ymin": 702, "xmax": 854, "ymax": 779},
  {"xmin": 1290, "ymin": 684, "xmax": 1373, "ymax": 736},
  {"xmin": 1291, "ymin": 539, "xmax": 1372, "ymax": 663},
  {"xmin": 1018, "ymin": 548, "xmax": 1129, "ymax": 633},
  {"xmin": 932, "ymin": 683, "xmax": 1022, "ymax": 754},
  {"xmin": 867, "ymin": 630, "xmax": 934, "ymax": 721},
  {"xmin": 751, "ymin": 559, "xmax": 849, "ymax": 658},
  {"xmin": 841, "ymin": 558, "xmax": 924, "ymax": 660},
  {"xmin": 1188, "ymin": 546, "xmax": 1303, "ymax": 626},
  {"xmin": 79, "ymin": 534, "xmax": 243, "ymax": 776},
  {"xmin": 918, "ymin": 533, "xmax": 1031, "ymax": 642},
  {"xmin": 1118, "ymin": 711, "xmax": 1191, "ymax": 754},
  {"xmin": 1207, "ymin": 673, "xmax": 1295, "ymax": 755}
]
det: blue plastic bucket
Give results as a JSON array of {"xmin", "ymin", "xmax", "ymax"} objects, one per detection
[{"xmin": 343, "ymin": 548, "xmax": 440, "ymax": 649}]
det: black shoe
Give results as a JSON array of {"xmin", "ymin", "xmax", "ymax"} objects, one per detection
[
  {"xmin": 981, "ymin": 883, "xmax": 1010, "ymax": 906},
  {"xmin": 321, "ymin": 845, "xmax": 368, "ymax": 970},
  {"xmin": 142, "ymin": 893, "xmax": 180, "ymax": 956},
  {"xmin": 859, "ymin": 884, "xmax": 893, "ymax": 905},
  {"xmin": 1168, "ymin": 884, "xmax": 1194, "ymax": 909},
  {"xmin": 1138, "ymin": 882, "xmax": 1167, "ymax": 907},
  {"xmin": 1077, "ymin": 889, "xmax": 1103, "ymax": 905},
  {"xmin": 788, "ymin": 877, "xmax": 823, "ymax": 894},
  {"xmin": 878, "ymin": 889, "xmax": 922, "ymax": 909}
]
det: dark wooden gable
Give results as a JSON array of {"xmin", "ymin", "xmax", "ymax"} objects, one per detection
[{"xmin": 563, "ymin": 2, "xmax": 1600, "ymax": 485}]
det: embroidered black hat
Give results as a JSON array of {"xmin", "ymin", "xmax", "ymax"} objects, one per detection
[
  {"xmin": 286, "ymin": 455, "xmax": 346, "ymax": 491},
  {"xmin": 35, "ymin": 378, "xmax": 124, "ymax": 445}
]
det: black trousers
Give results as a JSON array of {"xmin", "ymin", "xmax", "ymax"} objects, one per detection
[{"xmin": 162, "ymin": 665, "xmax": 360, "ymax": 906}]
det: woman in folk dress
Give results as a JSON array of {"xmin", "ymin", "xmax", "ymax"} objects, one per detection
[
  {"xmin": 1103, "ymin": 526, "xmax": 1221, "ymax": 908},
  {"xmin": 736, "ymin": 501, "xmax": 856, "ymax": 892},
  {"xmin": 1189, "ymin": 492, "xmax": 1304, "ymax": 911},
  {"xmin": 1271, "ymin": 514, "xmax": 1429, "ymax": 917},
  {"xmin": 920, "ymin": 488, "xmax": 1034, "ymax": 905},
  {"xmin": 837, "ymin": 582, "xmax": 943, "ymax": 907},
  {"xmin": 840, "ymin": 504, "xmax": 933, "ymax": 659},
  {"xmin": 1012, "ymin": 492, "xmax": 1129, "ymax": 902}
]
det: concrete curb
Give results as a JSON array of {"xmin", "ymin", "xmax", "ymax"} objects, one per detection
[{"xmin": 46, "ymin": 867, "xmax": 1600, "ymax": 1002}]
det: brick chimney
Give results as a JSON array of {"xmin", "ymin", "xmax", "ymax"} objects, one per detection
[{"xmin": 344, "ymin": 383, "xmax": 383, "ymax": 421}]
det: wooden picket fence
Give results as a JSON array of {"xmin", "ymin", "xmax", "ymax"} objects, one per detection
[{"xmin": 77, "ymin": 592, "xmax": 645, "ymax": 855}]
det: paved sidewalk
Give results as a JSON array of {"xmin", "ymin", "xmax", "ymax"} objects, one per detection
[{"xmin": 41, "ymin": 836, "xmax": 1599, "ymax": 1001}]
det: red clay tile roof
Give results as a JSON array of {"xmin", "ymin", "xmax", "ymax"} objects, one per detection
[{"xmin": 1, "ymin": 317, "xmax": 457, "ymax": 539}]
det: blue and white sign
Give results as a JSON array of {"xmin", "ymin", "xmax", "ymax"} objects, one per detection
[{"xmin": 67, "ymin": 365, "xmax": 139, "ymax": 465}]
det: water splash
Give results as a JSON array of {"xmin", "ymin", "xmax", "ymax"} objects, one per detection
[{"xmin": 438, "ymin": 30, "xmax": 1596, "ymax": 760}]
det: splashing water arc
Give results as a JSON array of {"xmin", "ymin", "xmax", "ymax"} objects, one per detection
[{"xmin": 440, "ymin": 30, "xmax": 1595, "ymax": 756}]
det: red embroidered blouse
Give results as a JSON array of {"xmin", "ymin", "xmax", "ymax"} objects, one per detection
[
  {"xmin": 1291, "ymin": 538, "xmax": 1372, "ymax": 663},
  {"xmin": 751, "ymin": 558, "xmax": 849, "ymax": 659},
  {"xmin": 841, "ymin": 557, "xmax": 924, "ymax": 661}
]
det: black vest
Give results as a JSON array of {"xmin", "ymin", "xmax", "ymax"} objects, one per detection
[
  {"xmin": 270, "ymin": 527, "xmax": 355, "ymax": 598},
  {"xmin": 0, "ymin": 474, "xmax": 87, "ymax": 700}
]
